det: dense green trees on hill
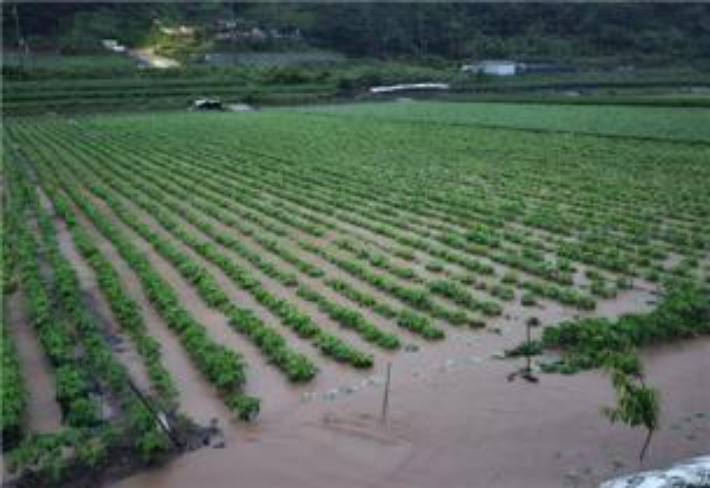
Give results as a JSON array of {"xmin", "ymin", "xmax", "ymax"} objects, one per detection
[{"xmin": 3, "ymin": 3, "xmax": 709, "ymax": 63}]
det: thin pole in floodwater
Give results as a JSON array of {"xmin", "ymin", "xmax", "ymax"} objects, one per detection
[
  {"xmin": 525, "ymin": 320, "xmax": 532, "ymax": 374},
  {"xmin": 127, "ymin": 379, "xmax": 183, "ymax": 449},
  {"xmin": 381, "ymin": 362, "xmax": 392, "ymax": 424},
  {"xmin": 520, "ymin": 318, "xmax": 539, "ymax": 383}
]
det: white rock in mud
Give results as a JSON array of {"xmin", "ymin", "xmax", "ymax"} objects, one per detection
[
  {"xmin": 325, "ymin": 389, "xmax": 338, "ymax": 401},
  {"xmin": 600, "ymin": 455, "xmax": 710, "ymax": 488}
]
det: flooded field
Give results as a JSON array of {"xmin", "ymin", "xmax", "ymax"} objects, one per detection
[{"xmin": 3, "ymin": 104, "xmax": 708, "ymax": 488}]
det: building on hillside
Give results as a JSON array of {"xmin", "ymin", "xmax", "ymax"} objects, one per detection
[
  {"xmin": 158, "ymin": 25, "xmax": 196, "ymax": 37},
  {"xmin": 521, "ymin": 61, "xmax": 576, "ymax": 75},
  {"xmin": 101, "ymin": 39, "xmax": 127, "ymax": 53},
  {"xmin": 461, "ymin": 60, "xmax": 520, "ymax": 76},
  {"xmin": 213, "ymin": 18, "xmax": 302, "ymax": 43},
  {"xmin": 462, "ymin": 59, "xmax": 577, "ymax": 76}
]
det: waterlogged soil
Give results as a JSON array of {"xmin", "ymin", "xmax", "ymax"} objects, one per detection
[
  {"xmin": 162, "ymin": 196, "xmax": 414, "ymax": 344},
  {"xmin": 22, "ymin": 179, "xmax": 690, "ymax": 488},
  {"xmin": 39, "ymin": 154, "xmax": 706, "ymax": 488},
  {"xmin": 73, "ymin": 189, "xmax": 296, "ymax": 412},
  {"xmin": 103, "ymin": 191, "xmax": 390, "ymax": 385},
  {"xmin": 47, "ymin": 198, "xmax": 153, "ymax": 394},
  {"xmin": 73, "ymin": 185, "xmax": 397, "ymax": 416},
  {"xmin": 110, "ymin": 286, "xmax": 710, "ymax": 488},
  {"xmin": 67, "ymin": 205, "xmax": 228, "ymax": 425},
  {"xmin": 4, "ymin": 291, "xmax": 63, "ymax": 434}
]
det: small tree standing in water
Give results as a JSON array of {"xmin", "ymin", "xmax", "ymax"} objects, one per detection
[{"xmin": 602, "ymin": 352, "xmax": 660, "ymax": 463}]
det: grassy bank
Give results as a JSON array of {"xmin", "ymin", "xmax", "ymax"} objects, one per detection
[{"xmin": 4, "ymin": 58, "xmax": 710, "ymax": 115}]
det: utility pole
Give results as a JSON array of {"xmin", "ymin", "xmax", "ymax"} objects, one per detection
[
  {"xmin": 13, "ymin": 4, "xmax": 24, "ymax": 52},
  {"xmin": 12, "ymin": 4, "xmax": 30, "ymax": 68},
  {"xmin": 416, "ymin": 8, "xmax": 425, "ymax": 57}
]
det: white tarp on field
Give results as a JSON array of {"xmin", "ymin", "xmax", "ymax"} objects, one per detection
[
  {"xmin": 369, "ymin": 83, "xmax": 450, "ymax": 94},
  {"xmin": 600, "ymin": 456, "xmax": 710, "ymax": 488}
]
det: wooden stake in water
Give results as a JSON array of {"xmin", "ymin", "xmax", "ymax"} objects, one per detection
[
  {"xmin": 381, "ymin": 362, "xmax": 392, "ymax": 424},
  {"xmin": 525, "ymin": 321, "xmax": 532, "ymax": 374}
]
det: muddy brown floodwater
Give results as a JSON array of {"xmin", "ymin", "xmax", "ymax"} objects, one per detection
[
  {"xmin": 110, "ymin": 310, "xmax": 710, "ymax": 488},
  {"xmin": 4, "ymin": 291, "xmax": 63, "ymax": 434},
  {"xmin": 31, "ymin": 176, "xmax": 706, "ymax": 488}
]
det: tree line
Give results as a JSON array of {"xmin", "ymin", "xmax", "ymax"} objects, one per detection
[{"xmin": 3, "ymin": 3, "xmax": 709, "ymax": 63}]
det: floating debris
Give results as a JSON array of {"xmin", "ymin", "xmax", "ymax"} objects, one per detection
[
  {"xmin": 601, "ymin": 456, "xmax": 710, "ymax": 488},
  {"xmin": 465, "ymin": 356, "xmax": 484, "ymax": 365}
]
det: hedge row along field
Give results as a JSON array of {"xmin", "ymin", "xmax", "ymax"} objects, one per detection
[
  {"xmin": 5, "ymin": 64, "xmax": 710, "ymax": 115},
  {"xmin": 299, "ymin": 101, "xmax": 710, "ymax": 143},
  {"xmin": 2, "ymin": 102, "xmax": 709, "ymax": 486}
]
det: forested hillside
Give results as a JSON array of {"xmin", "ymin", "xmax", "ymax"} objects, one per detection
[{"xmin": 3, "ymin": 3, "xmax": 710, "ymax": 63}]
